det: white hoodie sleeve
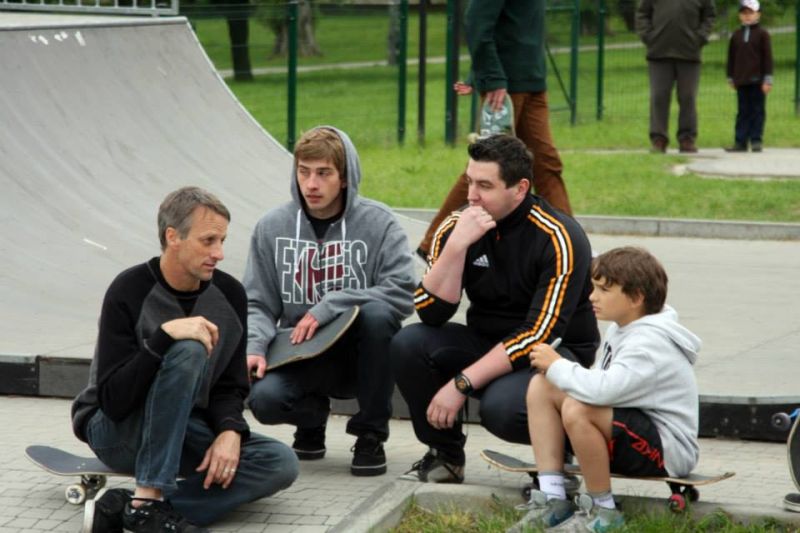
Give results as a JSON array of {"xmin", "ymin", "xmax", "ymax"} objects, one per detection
[{"xmin": 546, "ymin": 333, "xmax": 660, "ymax": 407}]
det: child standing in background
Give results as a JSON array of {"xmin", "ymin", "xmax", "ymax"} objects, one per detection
[{"xmin": 725, "ymin": 0, "xmax": 773, "ymax": 152}]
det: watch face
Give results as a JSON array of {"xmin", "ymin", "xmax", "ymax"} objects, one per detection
[{"xmin": 455, "ymin": 375, "xmax": 469, "ymax": 392}]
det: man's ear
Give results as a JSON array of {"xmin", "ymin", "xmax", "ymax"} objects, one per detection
[
  {"xmin": 517, "ymin": 178, "xmax": 531, "ymax": 197},
  {"xmin": 164, "ymin": 226, "xmax": 179, "ymax": 248}
]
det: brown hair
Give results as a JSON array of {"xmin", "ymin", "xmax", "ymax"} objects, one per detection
[
  {"xmin": 592, "ymin": 246, "xmax": 668, "ymax": 315},
  {"xmin": 294, "ymin": 127, "xmax": 346, "ymax": 177},
  {"xmin": 157, "ymin": 186, "xmax": 230, "ymax": 251}
]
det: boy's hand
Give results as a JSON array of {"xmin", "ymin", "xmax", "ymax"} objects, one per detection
[
  {"xmin": 762, "ymin": 82, "xmax": 772, "ymax": 94},
  {"xmin": 529, "ymin": 343, "xmax": 562, "ymax": 373}
]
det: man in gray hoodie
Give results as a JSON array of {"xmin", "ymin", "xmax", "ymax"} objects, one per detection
[{"xmin": 244, "ymin": 126, "xmax": 416, "ymax": 477}]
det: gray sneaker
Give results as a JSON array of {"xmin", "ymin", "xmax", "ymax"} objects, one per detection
[
  {"xmin": 399, "ymin": 448, "xmax": 464, "ymax": 483},
  {"xmin": 507, "ymin": 490, "xmax": 575, "ymax": 532},
  {"xmin": 570, "ymin": 494, "xmax": 624, "ymax": 533}
]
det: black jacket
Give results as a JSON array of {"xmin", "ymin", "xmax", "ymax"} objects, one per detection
[
  {"xmin": 72, "ymin": 257, "xmax": 250, "ymax": 441},
  {"xmin": 416, "ymin": 194, "xmax": 600, "ymax": 370},
  {"xmin": 727, "ymin": 23, "xmax": 773, "ymax": 87}
]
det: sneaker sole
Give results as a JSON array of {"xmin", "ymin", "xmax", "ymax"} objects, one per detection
[
  {"xmin": 351, "ymin": 463, "xmax": 387, "ymax": 476},
  {"xmin": 82, "ymin": 498, "xmax": 96, "ymax": 533},
  {"xmin": 293, "ymin": 448, "xmax": 326, "ymax": 460}
]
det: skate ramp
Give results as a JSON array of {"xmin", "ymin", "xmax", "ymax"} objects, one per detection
[{"xmin": 0, "ymin": 15, "xmax": 293, "ymax": 358}]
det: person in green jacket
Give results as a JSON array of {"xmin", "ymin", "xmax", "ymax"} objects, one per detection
[
  {"xmin": 416, "ymin": 0, "xmax": 572, "ymax": 260},
  {"xmin": 636, "ymin": 0, "xmax": 716, "ymax": 153}
]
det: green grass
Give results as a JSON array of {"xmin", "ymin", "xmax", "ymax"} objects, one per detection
[
  {"xmin": 202, "ymin": 8, "xmax": 800, "ymax": 223},
  {"xmin": 391, "ymin": 500, "xmax": 797, "ymax": 532}
]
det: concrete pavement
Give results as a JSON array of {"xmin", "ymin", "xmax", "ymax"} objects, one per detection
[{"xmin": 3, "ymin": 397, "xmax": 800, "ymax": 532}]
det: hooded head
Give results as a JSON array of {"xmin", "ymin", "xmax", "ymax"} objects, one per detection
[{"xmin": 291, "ymin": 126, "xmax": 362, "ymax": 220}]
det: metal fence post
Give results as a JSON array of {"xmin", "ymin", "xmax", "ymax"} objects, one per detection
[
  {"xmin": 795, "ymin": 0, "xmax": 800, "ymax": 115},
  {"xmin": 444, "ymin": 0, "xmax": 458, "ymax": 145},
  {"xmin": 569, "ymin": 0, "xmax": 580, "ymax": 125},
  {"xmin": 418, "ymin": 0, "xmax": 428, "ymax": 145},
  {"xmin": 397, "ymin": 0, "xmax": 408, "ymax": 144},
  {"xmin": 596, "ymin": 0, "xmax": 606, "ymax": 121},
  {"xmin": 287, "ymin": 0, "xmax": 298, "ymax": 151}
]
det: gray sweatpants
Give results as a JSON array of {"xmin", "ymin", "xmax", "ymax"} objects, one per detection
[{"xmin": 647, "ymin": 59, "xmax": 702, "ymax": 144}]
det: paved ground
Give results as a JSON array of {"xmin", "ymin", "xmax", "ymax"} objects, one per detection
[{"xmin": 3, "ymin": 397, "xmax": 800, "ymax": 532}]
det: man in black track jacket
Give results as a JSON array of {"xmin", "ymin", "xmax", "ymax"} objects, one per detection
[
  {"xmin": 391, "ymin": 136, "xmax": 599, "ymax": 483},
  {"xmin": 71, "ymin": 187, "xmax": 298, "ymax": 532}
]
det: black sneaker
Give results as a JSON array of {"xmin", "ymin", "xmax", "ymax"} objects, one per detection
[
  {"xmin": 350, "ymin": 433, "xmax": 387, "ymax": 476},
  {"xmin": 83, "ymin": 487, "xmax": 132, "ymax": 532},
  {"xmin": 399, "ymin": 448, "xmax": 464, "ymax": 483},
  {"xmin": 123, "ymin": 499, "xmax": 208, "ymax": 532},
  {"xmin": 724, "ymin": 143, "xmax": 748, "ymax": 152},
  {"xmin": 292, "ymin": 425, "xmax": 326, "ymax": 460}
]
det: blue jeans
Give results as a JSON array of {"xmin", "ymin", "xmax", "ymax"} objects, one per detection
[
  {"xmin": 248, "ymin": 301, "xmax": 400, "ymax": 441},
  {"xmin": 86, "ymin": 340, "xmax": 299, "ymax": 526}
]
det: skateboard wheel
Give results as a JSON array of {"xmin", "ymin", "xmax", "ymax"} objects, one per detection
[
  {"xmin": 772, "ymin": 412, "xmax": 792, "ymax": 430},
  {"xmin": 65, "ymin": 484, "xmax": 86, "ymax": 505},
  {"xmin": 668, "ymin": 493, "xmax": 686, "ymax": 512},
  {"xmin": 683, "ymin": 486, "xmax": 700, "ymax": 503},
  {"xmin": 82, "ymin": 474, "xmax": 106, "ymax": 492}
]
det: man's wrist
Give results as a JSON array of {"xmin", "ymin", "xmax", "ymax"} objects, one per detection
[{"xmin": 453, "ymin": 372, "xmax": 474, "ymax": 395}]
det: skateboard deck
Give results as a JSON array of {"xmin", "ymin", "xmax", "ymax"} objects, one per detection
[
  {"xmin": 265, "ymin": 306, "xmax": 359, "ymax": 372},
  {"xmin": 467, "ymin": 93, "xmax": 515, "ymax": 144},
  {"xmin": 26, "ymin": 445, "xmax": 131, "ymax": 505},
  {"xmin": 481, "ymin": 449, "xmax": 734, "ymax": 511}
]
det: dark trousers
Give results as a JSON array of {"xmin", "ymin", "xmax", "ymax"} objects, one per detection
[
  {"xmin": 648, "ymin": 59, "xmax": 701, "ymax": 143},
  {"xmin": 735, "ymin": 84, "xmax": 766, "ymax": 145},
  {"xmin": 248, "ymin": 301, "xmax": 401, "ymax": 441},
  {"xmin": 390, "ymin": 323, "xmax": 578, "ymax": 465}
]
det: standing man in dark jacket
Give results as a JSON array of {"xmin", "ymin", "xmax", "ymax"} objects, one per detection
[
  {"xmin": 417, "ymin": 0, "xmax": 572, "ymax": 260},
  {"xmin": 636, "ymin": 0, "xmax": 716, "ymax": 153},
  {"xmin": 392, "ymin": 136, "xmax": 599, "ymax": 483},
  {"xmin": 71, "ymin": 187, "xmax": 298, "ymax": 532}
]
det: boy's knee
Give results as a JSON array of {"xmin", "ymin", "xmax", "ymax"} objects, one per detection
[
  {"xmin": 525, "ymin": 373, "xmax": 549, "ymax": 406},
  {"xmin": 561, "ymin": 397, "xmax": 592, "ymax": 429}
]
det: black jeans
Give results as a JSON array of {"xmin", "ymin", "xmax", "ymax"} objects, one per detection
[
  {"xmin": 248, "ymin": 301, "xmax": 400, "ymax": 441},
  {"xmin": 735, "ymin": 84, "xmax": 766, "ymax": 146},
  {"xmin": 390, "ymin": 322, "xmax": 578, "ymax": 465}
]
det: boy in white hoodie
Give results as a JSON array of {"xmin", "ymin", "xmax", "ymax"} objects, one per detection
[{"xmin": 509, "ymin": 246, "xmax": 701, "ymax": 532}]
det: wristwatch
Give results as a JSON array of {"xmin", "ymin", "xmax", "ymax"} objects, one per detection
[{"xmin": 453, "ymin": 372, "xmax": 474, "ymax": 395}]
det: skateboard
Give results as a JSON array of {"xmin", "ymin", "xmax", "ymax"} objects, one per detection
[
  {"xmin": 480, "ymin": 449, "xmax": 734, "ymax": 512},
  {"xmin": 771, "ymin": 408, "xmax": 800, "ymax": 511},
  {"xmin": 25, "ymin": 445, "xmax": 131, "ymax": 505},
  {"xmin": 467, "ymin": 93, "xmax": 515, "ymax": 144},
  {"xmin": 264, "ymin": 306, "xmax": 360, "ymax": 372}
]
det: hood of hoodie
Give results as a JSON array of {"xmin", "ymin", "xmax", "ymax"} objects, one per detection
[
  {"xmin": 290, "ymin": 126, "xmax": 361, "ymax": 219},
  {"xmin": 623, "ymin": 305, "xmax": 701, "ymax": 365}
]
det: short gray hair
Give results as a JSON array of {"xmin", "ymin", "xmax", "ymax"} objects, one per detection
[{"xmin": 158, "ymin": 187, "xmax": 230, "ymax": 250}]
